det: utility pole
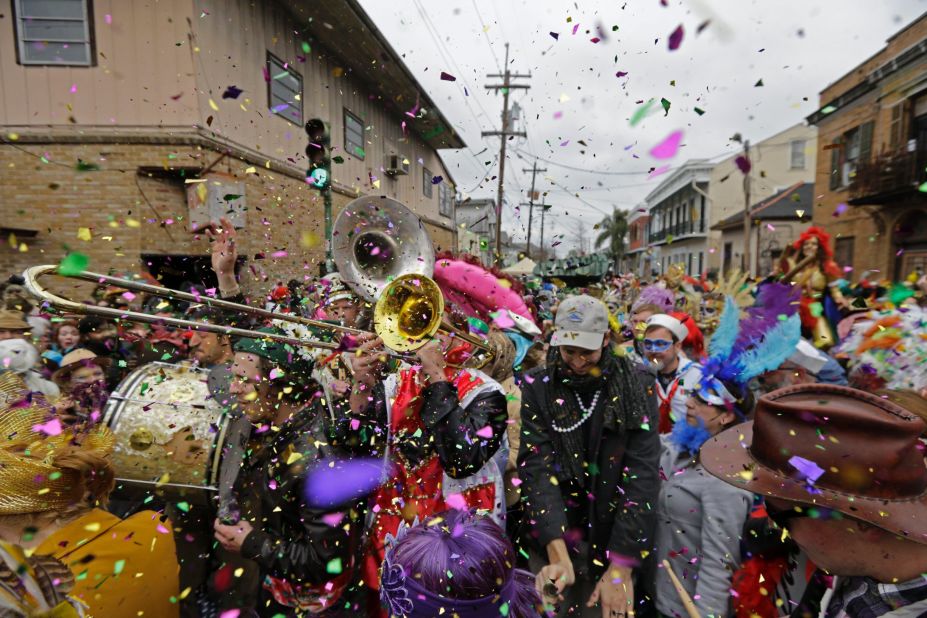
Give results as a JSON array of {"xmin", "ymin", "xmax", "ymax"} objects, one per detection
[
  {"xmin": 483, "ymin": 43, "xmax": 530, "ymax": 267},
  {"xmin": 522, "ymin": 162, "xmax": 546, "ymax": 259},
  {"xmin": 539, "ymin": 196, "xmax": 548, "ymax": 261},
  {"xmin": 741, "ymin": 139, "xmax": 752, "ymax": 274}
]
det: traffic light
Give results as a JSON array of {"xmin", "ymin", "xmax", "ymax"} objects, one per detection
[{"xmin": 305, "ymin": 118, "xmax": 330, "ymax": 191}]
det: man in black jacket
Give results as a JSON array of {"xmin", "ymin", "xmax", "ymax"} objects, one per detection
[
  {"xmin": 519, "ymin": 295, "xmax": 660, "ymax": 618},
  {"xmin": 212, "ymin": 328, "xmax": 365, "ymax": 617}
]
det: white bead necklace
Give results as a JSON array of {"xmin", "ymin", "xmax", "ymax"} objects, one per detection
[{"xmin": 551, "ymin": 390, "xmax": 602, "ymax": 433}]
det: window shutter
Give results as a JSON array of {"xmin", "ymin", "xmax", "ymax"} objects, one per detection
[
  {"xmin": 829, "ymin": 139, "xmax": 841, "ymax": 190},
  {"xmin": 859, "ymin": 121, "xmax": 874, "ymax": 164}
]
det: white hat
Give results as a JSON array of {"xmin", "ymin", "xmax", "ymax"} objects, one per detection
[
  {"xmin": 320, "ymin": 272, "xmax": 357, "ymax": 304},
  {"xmin": 786, "ymin": 339, "xmax": 829, "ymax": 374},
  {"xmin": 550, "ymin": 295, "xmax": 609, "ymax": 350},
  {"xmin": 644, "ymin": 314, "xmax": 689, "ymax": 343}
]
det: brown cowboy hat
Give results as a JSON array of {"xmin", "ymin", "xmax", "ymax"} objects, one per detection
[
  {"xmin": 51, "ymin": 349, "xmax": 111, "ymax": 385},
  {"xmin": 701, "ymin": 383, "xmax": 927, "ymax": 544},
  {"xmin": 0, "ymin": 310, "xmax": 29, "ymax": 331}
]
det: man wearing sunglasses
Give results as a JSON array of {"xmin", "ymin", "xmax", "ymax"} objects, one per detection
[
  {"xmin": 642, "ymin": 314, "xmax": 704, "ymax": 434},
  {"xmin": 701, "ymin": 383, "xmax": 927, "ymax": 618}
]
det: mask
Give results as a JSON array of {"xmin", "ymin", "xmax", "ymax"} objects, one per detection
[{"xmin": 668, "ymin": 416, "xmax": 712, "ymax": 453}]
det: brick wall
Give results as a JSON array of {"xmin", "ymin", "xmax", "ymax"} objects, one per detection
[{"xmin": 0, "ymin": 142, "xmax": 346, "ymax": 299}]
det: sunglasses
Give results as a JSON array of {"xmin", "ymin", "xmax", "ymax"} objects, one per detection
[
  {"xmin": 642, "ymin": 338, "xmax": 674, "ymax": 352},
  {"xmin": 765, "ymin": 501, "xmax": 842, "ymax": 529}
]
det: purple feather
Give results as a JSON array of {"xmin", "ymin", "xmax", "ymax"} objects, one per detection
[{"xmin": 733, "ymin": 282, "xmax": 799, "ymax": 350}]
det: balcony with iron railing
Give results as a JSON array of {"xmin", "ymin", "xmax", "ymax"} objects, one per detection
[
  {"xmin": 849, "ymin": 149, "xmax": 927, "ymax": 205},
  {"xmin": 648, "ymin": 219, "xmax": 706, "ymax": 244}
]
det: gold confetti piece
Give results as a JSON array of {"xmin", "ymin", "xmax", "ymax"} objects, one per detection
[
  {"xmin": 126, "ymin": 218, "xmax": 140, "ymax": 228},
  {"xmin": 301, "ymin": 230, "xmax": 321, "ymax": 248},
  {"xmin": 234, "ymin": 568, "xmax": 244, "ymax": 578},
  {"xmin": 737, "ymin": 470, "xmax": 754, "ymax": 482},
  {"xmin": 286, "ymin": 451, "xmax": 304, "ymax": 465},
  {"xmin": 37, "ymin": 488, "xmax": 50, "ymax": 495},
  {"xmin": 84, "ymin": 522, "xmax": 101, "ymax": 532},
  {"xmin": 156, "ymin": 472, "xmax": 171, "ymax": 487},
  {"xmin": 245, "ymin": 166, "xmax": 256, "ymax": 174},
  {"xmin": 7, "ymin": 132, "xmax": 19, "ymax": 140},
  {"xmin": 209, "ymin": 98, "xmax": 219, "ymax": 111},
  {"xmin": 77, "ymin": 227, "xmax": 92, "ymax": 241},
  {"xmin": 18, "ymin": 243, "xmax": 27, "ymax": 253}
]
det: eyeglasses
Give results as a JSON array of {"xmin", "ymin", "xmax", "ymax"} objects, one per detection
[
  {"xmin": 642, "ymin": 338, "xmax": 673, "ymax": 352},
  {"xmin": 765, "ymin": 501, "xmax": 842, "ymax": 529}
]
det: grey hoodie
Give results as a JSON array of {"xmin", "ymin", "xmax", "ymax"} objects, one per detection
[{"xmin": 655, "ymin": 436, "xmax": 753, "ymax": 618}]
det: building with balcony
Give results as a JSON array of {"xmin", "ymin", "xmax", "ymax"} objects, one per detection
[
  {"xmin": 0, "ymin": 0, "xmax": 464, "ymax": 294},
  {"xmin": 707, "ymin": 123, "xmax": 817, "ymax": 275},
  {"xmin": 644, "ymin": 160, "xmax": 714, "ymax": 277},
  {"xmin": 624, "ymin": 204, "xmax": 651, "ymax": 276},
  {"xmin": 807, "ymin": 12, "xmax": 927, "ymax": 280}
]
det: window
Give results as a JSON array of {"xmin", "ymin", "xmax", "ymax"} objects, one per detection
[
  {"xmin": 266, "ymin": 53, "xmax": 302, "ymax": 125},
  {"xmin": 790, "ymin": 140, "xmax": 807, "ymax": 170},
  {"xmin": 344, "ymin": 109, "xmax": 365, "ymax": 160},
  {"xmin": 438, "ymin": 182, "xmax": 455, "ymax": 218},
  {"xmin": 422, "ymin": 167, "xmax": 433, "ymax": 199},
  {"xmin": 834, "ymin": 122, "xmax": 873, "ymax": 188},
  {"xmin": 14, "ymin": 0, "xmax": 94, "ymax": 66},
  {"xmin": 834, "ymin": 236, "xmax": 855, "ymax": 268}
]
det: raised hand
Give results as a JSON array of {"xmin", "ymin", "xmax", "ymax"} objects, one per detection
[{"xmin": 205, "ymin": 217, "xmax": 238, "ymax": 291}]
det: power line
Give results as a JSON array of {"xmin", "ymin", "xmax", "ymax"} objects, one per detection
[{"xmin": 469, "ymin": 0, "xmax": 502, "ymax": 73}]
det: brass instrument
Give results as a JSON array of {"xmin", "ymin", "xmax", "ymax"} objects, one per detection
[
  {"xmin": 333, "ymin": 196, "xmax": 494, "ymax": 365},
  {"xmin": 22, "ymin": 264, "xmax": 361, "ymax": 350}
]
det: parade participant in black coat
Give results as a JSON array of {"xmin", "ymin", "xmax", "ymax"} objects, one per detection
[{"xmin": 518, "ymin": 294, "xmax": 660, "ymax": 618}]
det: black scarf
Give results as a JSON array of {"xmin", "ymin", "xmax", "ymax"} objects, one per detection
[{"xmin": 544, "ymin": 347, "xmax": 650, "ymax": 482}]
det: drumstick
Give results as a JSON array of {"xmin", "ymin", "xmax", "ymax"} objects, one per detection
[{"xmin": 662, "ymin": 559, "xmax": 700, "ymax": 618}]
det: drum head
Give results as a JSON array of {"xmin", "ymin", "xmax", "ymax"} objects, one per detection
[{"xmin": 104, "ymin": 362, "xmax": 229, "ymax": 492}]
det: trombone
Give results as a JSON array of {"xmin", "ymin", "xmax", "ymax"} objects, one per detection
[{"xmin": 22, "ymin": 264, "xmax": 362, "ymax": 351}]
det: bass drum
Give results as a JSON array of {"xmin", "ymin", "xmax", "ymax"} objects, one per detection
[{"xmin": 103, "ymin": 362, "xmax": 230, "ymax": 497}]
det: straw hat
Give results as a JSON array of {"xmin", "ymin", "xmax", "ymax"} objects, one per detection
[
  {"xmin": 0, "ymin": 310, "xmax": 29, "ymax": 331},
  {"xmin": 51, "ymin": 349, "xmax": 111, "ymax": 385},
  {"xmin": 0, "ymin": 372, "xmax": 114, "ymax": 515}
]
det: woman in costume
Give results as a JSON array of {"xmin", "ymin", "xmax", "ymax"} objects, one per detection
[
  {"xmin": 0, "ymin": 372, "xmax": 180, "ymax": 617},
  {"xmin": 775, "ymin": 226, "xmax": 847, "ymax": 348}
]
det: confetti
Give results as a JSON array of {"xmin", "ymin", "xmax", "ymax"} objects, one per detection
[
  {"xmin": 440, "ymin": 72, "xmax": 456, "ymax": 81},
  {"xmin": 57, "ymin": 253, "xmax": 89, "ymax": 276},
  {"xmin": 668, "ymin": 24, "xmax": 684, "ymax": 50},
  {"xmin": 649, "ymin": 130, "xmax": 683, "ymax": 160},
  {"xmin": 304, "ymin": 458, "xmax": 390, "ymax": 508},
  {"xmin": 222, "ymin": 85, "xmax": 243, "ymax": 99}
]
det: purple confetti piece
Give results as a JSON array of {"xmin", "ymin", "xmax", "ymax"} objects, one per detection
[
  {"xmin": 788, "ymin": 455, "xmax": 825, "ymax": 482},
  {"xmin": 735, "ymin": 155, "xmax": 752, "ymax": 174},
  {"xmin": 304, "ymin": 457, "xmax": 391, "ymax": 508},
  {"xmin": 833, "ymin": 203, "xmax": 848, "ymax": 217},
  {"xmin": 440, "ymin": 72, "xmax": 456, "ymax": 81},
  {"xmin": 550, "ymin": 32, "xmax": 560, "ymax": 40},
  {"xmin": 668, "ymin": 24, "xmax": 684, "ymax": 50}
]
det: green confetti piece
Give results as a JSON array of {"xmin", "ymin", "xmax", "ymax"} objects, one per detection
[
  {"xmin": 49, "ymin": 471, "xmax": 62, "ymax": 480},
  {"xmin": 140, "ymin": 382, "xmax": 149, "ymax": 396},
  {"xmin": 223, "ymin": 194, "xmax": 242, "ymax": 201},
  {"xmin": 809, "ymin": 302, "xmax": 823, "ymax": 318},
  {"xmin": 176, "ymin": 501, "xmax": 190, "ymax": 513},
  {"xmin": 518, "ymin": 547, "xmax": 530, "ymax": 560},
  {"xmin": 143, "ymin": 495, "xmax": 154, "ymax": 504},
  {"xmin": 889, "ymin": 284, "xmax": 915, "ymax": 305},
  {"xmin": 630, "ymin": 99, "xmax": 655, "ymax": 126},
  {"xmin": 694, "ymin": 107, "xmax": 705, "ymax": 115},
  {"xmin": 160, "ymin": 353, "xmax": 174, "ymax": 361},
  {"xmin": 332, "ymin": 155, "xmax": 344, "ymax": 164},
  {"xmin": 57, "ymin": 252, "xmax": 89, "ymax": 276},
  {"xmin": 660, "ymin": 97, "xmax": 671, "ymax": 115},
  {"xmin": 755, "ymin": 79, "xmax": 764, "ymax": 87},
  {"xmin": 326, "ymin": 558, "xmax": 342, "ymax": 574},
  {"xmin": 301, "ymin": 41, "xmax": 311, "ymax": 53},
  {"xmin": 918, "ymin": 181, "xmax": 927, "ymax": 192},
  {"xmin": 76, "ymin": 569, "xmax": 88, "ymax": 581},
  {"xmin": 113, "ymin": 559, "xmax": 125, "ymax": 575},
  {"xmin": 75, "ymin": 159, "xmax": 100, "ymax": 171},
  {"xmin": 500, "ymin": 602, "xmax": 511, "ymax": 616}
]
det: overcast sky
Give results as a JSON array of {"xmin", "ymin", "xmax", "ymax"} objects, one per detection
[{"xmin": 358, "ymin": 0, "xmax": 926, "ymax": 256}]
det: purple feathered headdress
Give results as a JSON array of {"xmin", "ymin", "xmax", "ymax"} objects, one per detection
[
  {"xmin": 632, "ymin": 285, "xmax": 676, "ymax": 314},
  {"xmin": 696, "ymin": 282, "xmax": 802, "ymax": 407}
]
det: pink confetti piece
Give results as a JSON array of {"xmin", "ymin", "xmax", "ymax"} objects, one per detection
[
  {"xmin": 270, "ymin": 250, "xmax": 288, "ymax": 258},
  {"xmin": 766, "ymin": 223, "xmax": 776, "ymax": 231},
  {"xmin": 220, "ymin": 611, "xmax": 240, "ymax": 618},
  {"xmin": 553, "ymin": 111, "xmax": 563, "ymax": 119},
  {"xmin": 476, "ymin": 425, "xmax": 494, "ymax": 439},
  {"xmin": 104, "ymin": 14, "xmax": 112, "ymax": 24},
  {"xmin": 32, "ymin": 418, "xmax": 62, "ymax": 436},
  {"xmin": 668, "ymin": 24, "xmax": 684, "ymax": 50},
  {"xmin": 445, "ymin": 493, "xmax": 467, "ymax": 510},
  {"xmin": 590, "ymin": 37, "xmax": 601, "ymax": 43},
  {"xmin": 69, "ymin": 84, "xmax": 77, "ymax": 94},
  {"xmin": 572, "ymin": 24, "xmax": 580, "ymax": 35},
  {"xmin": 491, "ymin": 311, "xmax": 516, "ymax": 329},
  {"xmin": 156, "ymin": 524, "xmax": 170, "ymax": 534},
  {"xmin": 322, "ymin": 512, "xmax": 345, "ymax": 527},
  {"xmin": 648, "ymin": 164, "xmax": 672, "ymax": 179},
  {"xmin": 649, "ymin": 130, "xmax": 684, "ymax": 160},
  {"xmin": 350, "ymin": 418, "xmax": 360, "ymax": 430},
  {"xmin": 510, "ymin": 477, "xmax": 523, "ymax": 487},
  {"xmin": 122, "ymin": 291, "xmax": 136, "ymax": 301}
]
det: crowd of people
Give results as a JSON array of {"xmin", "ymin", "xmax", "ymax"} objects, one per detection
[{"xmin": 1, "ymin": 222, "xmax": 927, "ymax": 618}]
